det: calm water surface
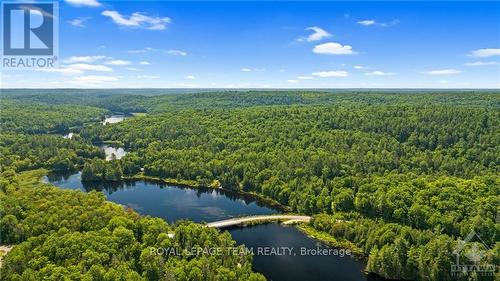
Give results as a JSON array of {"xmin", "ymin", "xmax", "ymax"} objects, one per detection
[
  {"xmin": 101, "ymin": 145, "xmax": 127, "ymax": 160},
  {"xmin": 103, "ymin": 115, "xmax": 128, "ymax": 125},
  {"xmin": 44, "ymin": 172, "xmax": 381, "ymax": 281},
  {"xmin": 44, "ymin": 172, "xmax": 277, "ymax": 223}
]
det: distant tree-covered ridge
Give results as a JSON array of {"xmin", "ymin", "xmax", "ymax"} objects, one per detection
[{"xmin": 0, "ymin": 100, "xmax": 107, "ymax": 134}]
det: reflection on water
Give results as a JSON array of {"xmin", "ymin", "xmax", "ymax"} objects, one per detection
[
  {"xmin": 100, "ymin": 144, "xmax": 127, "ymax": 160},
  {"xmin": 44, "ymin": 171, "xmax": 278, "ymax": 223},
  {"xmin": 63, "ymin": 132, "xmax": 74, "ymax": 139},
  {"xmin": 44, "ymin": 171, "xmax": 380, "ymax": 281},
  {"xmin": 230, "ymin": 224, "xmax": 382, "ymax": 281},
  {"xmin": 102, "ymin": 115, "xmax": 127, "ymax": 125}
]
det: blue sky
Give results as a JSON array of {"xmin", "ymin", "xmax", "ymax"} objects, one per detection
[{"xmin": 2, "ymin": 0, "xmax": 500, "ymax": 88}]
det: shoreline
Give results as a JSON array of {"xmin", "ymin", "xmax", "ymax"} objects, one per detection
[
  {"xmin": 124, "ymin": 174, "xmax": 290, "ymax": 212},
  {"xmin": 296, "ymin": 224, "xmax": 365, "ymax": 258}
]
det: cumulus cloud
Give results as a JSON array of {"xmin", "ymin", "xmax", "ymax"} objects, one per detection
[
  {"xmin": 105, "ymin": 60, "xmax": 131, "ymax": 65},
  {"xmin": 312, "ymin": 71, "xmax": 348, "ymax": 77},
  {"xmin": 364, "ymin": 70, "xmax": 395, "ymax": 76},
  {"xmin": 139, "ymin": 61, "xmax": 150, "ymax": 65},
  {"xmin": 469, "ymin": 48, "xmax": 500, "ymax": 58},
  {"xmin": 357, "ymin": 19, "xmax": 399, "ymax": 27},
  {"xmin": 421, "ymin": 69, "xmax": 462, "ymax": 75},
  {"xmin": 304, "ymin": 26, "xmax": 331, "ymax": 42},
  {"xmin": 297, "ymin": 76, "xmax": 313, "ymax": 80},
  {"xmin": 68, "ymin": 17, "xmax": 90, "ymax": 27},
  {"xmin": 36, "ymin": 63, "xmax": 112, "ymax": 75},
  {"xmin": 102, "ymin": 10, "xmax": 171, "ymax": 30},
  {"xmin": 128, "ymin": 47, "xmax": 155, "ymax": 54},
  {"xmin": 313, "ymin": 42, "xmax": 356, "ymax": 55},
  {"xmin": 287, "ymin": 80, "xmax": 298, "ymax": 83},
  {"xmin": 464, "ymin": 61, "xmax": 498, "ymax": 66},
  {"xmin": 354, "ymin": 65, "xmax": 368, "ymax": 69},
  {"xmin": 67, "ymin": 64, "xmax": 113, "ymax": 72},
  {"xmin": 35, "ymin": 68, "xmax": 83, "ymax": 75},
  {"xmin": 64, "ymin": 56, "xmax": 107, "ymax": 63},
  {"xmin": 65, "ymin": 0, "xmax": 101, "ymax": 7},
  {"xmin": 357, "ymin": 20, "xmax": 375, "ymax": 26},
  {"xmin": 137, "ymin": 75, "xmax": 160, "ymax": 79},
  {"xmin": 167, "ymin": 50, "xmax": 187, "ymax": 56},
  {"xmin": 74, "ymin": 75, "xmax": 118, "ymax": 83},
  {"xmin": 186, "ymin": 75, "xmax": 195, "ymax": 79}
]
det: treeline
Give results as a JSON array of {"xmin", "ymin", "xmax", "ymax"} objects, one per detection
[
  {"xmin": 0, "ymin": 170, "xmax": 265, "ymax": 281},
  {"xmin": 79, "ymin": 100, "xmax": 499, "ymax": 280},
  {"xmin": 0, "ymin": 133, "xmax": 104, "ymax": 172},
  {"xmin": 1, "ymin": 90, "xmax": 499, "ymax": 280},
  {"xmin": 82, "ymin": 105, "xmax": 498, "ymax": 212},
  {"xmin": 82, "ymin": 158, "xmax": 123, "ymax": 182},
  {"xmin": 310, "ymin": 214, "xmax": 499, "ymax": 281},
  {"xmin": 0, "ymin": 100, "xmax": 107, "ymax": 134},
  {"xmin": 2, "ymin": 89, "xmax": 499, "ymax": 114},
  {"xmin": 0, "ymin": 99, "xmax": 109, "ymax": 174}
]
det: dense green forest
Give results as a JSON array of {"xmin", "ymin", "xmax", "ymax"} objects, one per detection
[
  {"xmin": 0, "ymin": 90, "xmax": 498, "ymax": 280},
  {"xmin": 0, "ymin": 100, "xmax": 107, "ymax": 134},
  {"xmin": 0, "ymin": 170, "xmax": 264, "ymax": 281}
]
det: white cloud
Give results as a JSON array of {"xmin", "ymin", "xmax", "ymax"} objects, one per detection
[
  {"xmin": 287, "ymin": 80, "xmax": 298, "ymax": 83},
  {"xmin": 137, "ymin": 75, "xmax": 160, "ymax": 79},
  {"xmin": 102, "ymin": 10, "xmax": 171, "ymax": 30},
  {"xmin": 379, "ymin": 20, "xmax": 400, "ymax": 27},
  {"xmin": 65, "ymin": 0, "xmax": 101, "ymax": 7},
  {"xmin": 128, "ymin": 48, "xmax": 186, "ymax": 56},
  {"xmin": 364, "ymin": 70, "xmax": 395, "ymax": 76},
  {"xmin": 298, "ymin": 76, "xmax": 313, "ymax": 80},
  {"xmin": 35, "ymin": 68, "xmax": 83, "ymax": 75},
  {"xmin": 354, "ymin": 65, "xmax": 367, "ymax": 69},
  {"xmin": 64, "ymin": 56, "xmax": 107, "ymax": 63},
  {"xmin": 105, "ymin": 60, "xmax": 131, "ymax": 65},
  {"xmin": 312, "ymin": 71, "xmax": 348, "ymax": 77},
  {"xmin": 464, "ymin": 61, "xmax": 498, "ymax": 66},
  {"xmin": 139, "ymin": 61, "xmax": 150, "ymax": 65},
  {"xmin": 470, "ymin": 48, "xmax": 500, "ymax": 58},
  {"xmin": 421, "ymin": 69, "xmax": 462, "ymax": 75},
  {"xmin": 240, "ymin": 68, "xmax": 264, "ymax": 72},
  {"xmin": 72, "ymin": 76, "xmax": 118, "ymax": 85},
  {"xmin": 357, "ymin": 20, "xmax": 375, "ymax": 26},
  {"xmin": 68, "ymin": 17, "xmax": 90, "ymax": 27},
  {"xmin": 167, "ymin": 50, "xmax": 187, "ymax": 56},
  {"xmin": 186, "ymin": 75, "xmax": 195, "ymax": 79},
  {"xmin": 357, "ymin": 19, "xmax": 399, "ymax": 27},
  {"xmin": 67, "ymin": 64, "xmax": 112, "ymax": 72},
  {"xmin": 128, "ymin": 47, "xmax": 155, "ymax": 54},
  {"xmin": 125, "ymin": 67, "xmax": 142, "ymax": 71},
  {"xmin": 35, "ymin": 64, "xmax": 112, "ymax": 75},
  {"xmin": 305, "ymin": 26, "xmax": 331, "ymax": 42},
  {"xmin": 313, "ymin": 42, "xmax": 356, "ymax": 55}
]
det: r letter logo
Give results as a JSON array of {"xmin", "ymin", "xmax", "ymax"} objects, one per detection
[{"xmin": 2, "ymin": 2, "xmax": 58, "ymax": 68}]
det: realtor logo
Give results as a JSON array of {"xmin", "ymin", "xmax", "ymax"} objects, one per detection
[
  {"xmin": 451, "ymin": 230, "xmax": 495, "ymax": 277},
  {"xmin": 2, "ymin": 1, "xmax": 58, "ymax": 67}
]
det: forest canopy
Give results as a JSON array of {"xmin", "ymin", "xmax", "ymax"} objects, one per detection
[{"xmin": 0, "ymin": 90, "xmax": 498, "ymax": 280}]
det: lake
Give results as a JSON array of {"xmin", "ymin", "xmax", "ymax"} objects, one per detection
[
  {"xmin": 101, "ymin": 144, "xmax": 127, "ymax": 160},
  {"xmin": 44, "ymin": 172, "xmax": 382, "ymax": 281},
  {"xmin": 102, "ymin": 115, "xmax": 128, "ymax": 125},
  {"xmin": 63, "ymin": 132, "xmax": 74, "ymax": 139}
]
